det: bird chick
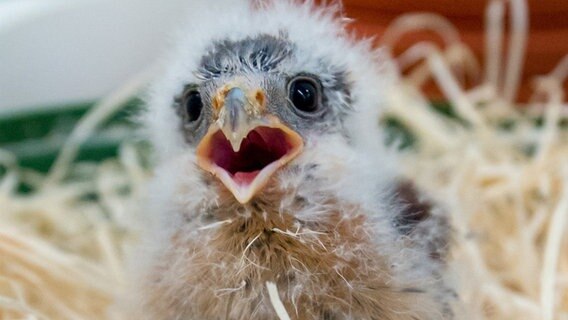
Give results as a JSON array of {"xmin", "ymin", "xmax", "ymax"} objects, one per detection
[{"xmin": 128, "ymin": 1, "xmax": 455, "ymax": 319}]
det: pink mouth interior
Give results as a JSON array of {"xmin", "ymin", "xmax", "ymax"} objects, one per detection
[{"xmin": 207, "ymin": 127, "xmax": 294, "ymax": 185}]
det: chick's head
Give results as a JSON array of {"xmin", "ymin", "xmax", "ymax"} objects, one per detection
[{"xmin": 145, "ymin": 0, "xmax": 395, "ymax": 211}]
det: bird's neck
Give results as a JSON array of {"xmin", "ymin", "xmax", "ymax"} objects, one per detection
[{"xmin": 196, "ymin": 194, "xmax": 372, "ymax": 273}]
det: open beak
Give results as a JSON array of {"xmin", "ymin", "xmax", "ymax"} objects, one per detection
[{"xmin": 196, "ymin": 87, "xmax": 304, "ymax": 204}]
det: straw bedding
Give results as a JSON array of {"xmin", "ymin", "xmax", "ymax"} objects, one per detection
[{"xmin": 1, "ymin": 0, "xmax": 567, "ymax": 319}]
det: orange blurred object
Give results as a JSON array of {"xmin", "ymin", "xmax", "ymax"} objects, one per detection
[{"xmin": 338, "ymin": 0, "xmax": 568, "ymax": 101}]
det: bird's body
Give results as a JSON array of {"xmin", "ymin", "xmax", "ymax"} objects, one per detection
[{"xmin": 128, "ymin": 1, "xmax": 455, "ymax": 319}]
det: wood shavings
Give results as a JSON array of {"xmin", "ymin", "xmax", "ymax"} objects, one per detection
[
  {"xmin": 0, "ymin": 143, "xmax": 148, "ymax": 320},
  {"xmin": 0, "ymin": 67, "xmax": 153, "ymax": 319},
  {"xmin": 383, "ymin": 0, "xmax": 568, "ymax": 318},
  {"xmin": 541, "ymin": 176, "xmax": 568, "ymax": 320},
  {"xmin": 266, "ymin": 281, "xmax": 291, "ymax": 320}
]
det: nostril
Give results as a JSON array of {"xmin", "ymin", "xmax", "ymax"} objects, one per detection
[{"xmin": 254, "ymin": 89, "xmax": 266, "ymax": 110}]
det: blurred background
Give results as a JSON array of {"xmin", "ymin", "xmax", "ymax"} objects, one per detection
[
  {"xmin": 343, "ymin": 0, "xmax": 568, "ymax": 100},
  {"xmin": 2, "ymin": 0, "xmax": 568, "ymax": 113},
  {"xmin": 3, "ymin": 0, "xmax": 568, "ymax": 174},
  {"xmin": 1, "ymin": 0, "xmax": 193, "ymax": 172},
  {"xmin": 0, "ymin": 0, "xmax": 190, "ymax": 112},
  {"xmin": 3, "ymin": 0, "xmax": 567, "ymax": 172}
]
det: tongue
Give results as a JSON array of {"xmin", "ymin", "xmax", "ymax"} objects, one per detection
[{"xmin": 233, "ymin": 170, "xmax": 261, "ymax": 185}]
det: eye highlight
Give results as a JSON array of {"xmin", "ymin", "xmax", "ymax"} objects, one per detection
[
  {"xmin": 181, "ymin": 88, "xmax": 203, "ymax": 122},
  {"xmin": 288, "ymin": 76, "xmax": 320, "ymax": 113}
]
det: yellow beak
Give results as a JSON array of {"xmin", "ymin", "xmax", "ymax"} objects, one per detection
[{"xmin": 196, "ymin": 87, "xmax": 303, "ymax": 204}]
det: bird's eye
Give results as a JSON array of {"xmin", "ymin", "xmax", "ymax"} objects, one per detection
[
  {"xmin": 182, "ymin": 90, "xmax": 203, "ymax": 122},
  {"xmin": 289, "ymin": 77, "xmax": 319, "ymax": 113}
]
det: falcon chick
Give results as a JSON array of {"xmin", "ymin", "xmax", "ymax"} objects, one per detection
[{"xmin": 130, "ymin": 1, "xmax": 454, "ymax": 319}]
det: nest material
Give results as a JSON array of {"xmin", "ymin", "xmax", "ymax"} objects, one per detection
[
  {"xmin": 1, "ymin": 0, "xmax": 567, "ymax": 318},
  {"xmin": 0, "ymin": 146, "xmax": 146, "ymax": 319}
]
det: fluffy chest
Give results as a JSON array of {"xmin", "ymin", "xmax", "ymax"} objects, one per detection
[
  {"xmin": 173, "ymin": 206, "xmax": 374, "ymax": 288},
  {"xmin": 144, "ymin": 202, "xmax": 409, "ymax": 319}
]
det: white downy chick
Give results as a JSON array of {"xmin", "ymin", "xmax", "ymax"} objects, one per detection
[{"xmin": 129, "ymin": 1, "xmax": 455, "ymax": 319}]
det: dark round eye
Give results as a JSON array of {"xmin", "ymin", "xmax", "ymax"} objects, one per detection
[
  {"xmin": 183, "ymin": 90, "xmax": 203, "ymax": 122},
  {"xmin": 289, "ymin": 78, "xmax": 319, "ymax": 112}
]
